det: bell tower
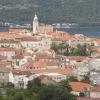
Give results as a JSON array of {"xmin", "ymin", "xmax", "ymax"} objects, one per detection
[{"xmin": 33, "ymin": 13, "xmax": 39, "ymax": 33}]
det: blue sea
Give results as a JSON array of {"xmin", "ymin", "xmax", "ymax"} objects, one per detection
[
  {"xmin": 0, "ymin": 27, "xmax": 8, "ymax": 32},
  {"xmin": 56, "ymin": 27, "xmax": 100, "ymax": 38}
]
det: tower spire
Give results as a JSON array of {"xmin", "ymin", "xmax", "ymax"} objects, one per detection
[
  {"xmin": 34, "ymin": 12, "xmax": 38, "ymax": 20},
  {"xmin": 33, "ymin": 12, "xmax": 39, "ymax": 33},
  {"xmin": 35, "ymin": 12, "xmax": 37, "ymax": 16}
]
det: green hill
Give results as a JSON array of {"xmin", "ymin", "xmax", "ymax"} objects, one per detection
[{"xmin": 0, "ymin": 0, "xmax": 100, "ymax": 24}]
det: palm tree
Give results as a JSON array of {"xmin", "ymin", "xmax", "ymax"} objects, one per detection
[
  {"xmin": 64, "ymin": 44, "xmax": 70, "ymax": 56},
  {"xmin": 51, "ymin": 42, "xmax": 59, "ymax": 53},
  {"xmin": 58, "ymin": 43, "xmax": 70, "ymax": 55},
  {"xmin": 58, "ymin": 43, "xmax": 65, "ymax": 54}
]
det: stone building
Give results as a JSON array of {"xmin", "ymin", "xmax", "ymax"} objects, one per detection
[
  {"xmin": 0, "ymin": 66, "xmax": 11, "ymax": 87},
  {"xmin": 33, "ymin": 13, "xmax": 53, "ymax": 34}
]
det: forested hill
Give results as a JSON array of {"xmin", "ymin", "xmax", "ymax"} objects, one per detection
[{"xmin": 0, "ymin": 0, "xmax": 100, "ymax": 24}]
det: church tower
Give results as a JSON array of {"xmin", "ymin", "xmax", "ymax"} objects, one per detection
[{"xmin": 33, "ymin": 13, "xmax": 39, "ymax": 33}]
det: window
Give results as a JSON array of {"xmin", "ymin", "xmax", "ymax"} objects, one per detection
[
  {"xmin": 18, "ymin": 82, "xmax": 24, "ymax": 87},
  {"xmin": 2, "ymin": 73, "xmax": 5, "ymax": 76}
]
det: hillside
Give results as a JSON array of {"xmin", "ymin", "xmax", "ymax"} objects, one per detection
[{"xmin": 0, "ymin": 0, "xmax": 100, "ymax": 24}]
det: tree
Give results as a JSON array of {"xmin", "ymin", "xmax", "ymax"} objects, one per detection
[
  {"xmin": 58, "ymin": 43, "xmax": 65, "ymax": 54},
  {"xmin": 38, "ymin": 85, "xmax": 76, "ymax": 100},
  {"xmin": 0, "ymin": 96, "xmax": 3, "ymax": 100},
  {"xmin": 6, "ymin": 88, "xmax": 16, "ymax": 97},
  {"xmin": 73, "ymin": 44, "xmax": 88, "ymax": 56},
  {"xmin": 81, "ymin": 75, "xmax": 91, "ymax": 84},
  {"xmin": 59, "ymin": 80, "xmax": 72, "ymax": 92},
  {"xmin": 27, "ymin": 78, "xmax": 43, "ymax": 93},
  {"xmin": 6, "ymin": 88, "xmax": 38, "ymax": 100},
  {"xmin": 63, "ymin": 44, "xmax": 70, "ymax": 56},
  {"xmin": 6, "ymin": 82, "xmax": 14, "ymax": 88},
  {"xmin": 13, "ymin": 92, "xmax": 28, "ymax": 100},
  {"xmin": 51, "ymin": 42, "xmax": 71, "ymax": 55},
  {"xmin": 67, "ymin": 76, "xmax": 78, "ymax": 82},
  {"xmin": 51, "ymin": 42, "xmax": 59, "ymax": 53}
]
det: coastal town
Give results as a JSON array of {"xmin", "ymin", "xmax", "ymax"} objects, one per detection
[{"xmin": 0, "ymin": 14, "xmax": 100, "ymax": 100}]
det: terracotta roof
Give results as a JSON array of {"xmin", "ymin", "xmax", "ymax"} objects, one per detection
[
  {"xmin": 77, "ymin": 97, "xmax": 100, "ymax": 100},
  {"xmin": 46, "ymin": 63, "xmax": 59, "ymax": 66},
  {"xmin": 20, "ymin": 37, "xmax": 37, "ymax": 41},
  {"xmin": 0, "ymin": 47, "xmax": 19, "ymax": 51},
  {"xmin": 69, "ymin": 56, "xmax": 89, "ymax": 62},
  {"xmin": 13, "ymin": 34, "xmax": 26, "ymax": 39},
  {"xmin": 92, "ymin": 86, "xmax": 100, "ymax": 92},
  {"xmin": 35, "ymin": 53, "xmax": 61, "ymax": 61},
  {"xmin": 31, "ymin": 69, "xmax": 73, "ymax": 76},
  {"xmin": 0, "ymin": 67, "xmax": 11, "ymax": 73},
  {"xmin": 0, "ymin": 32, "xmax": 26, "ymax": 39},
  {"xmin": 0, "ymin": 55, "xmax": 7, "ymax": 60},
  {"xmin": 0, "ymin": 61, "xmax": 11, "ymax": 65},
  {"xmin": 23, "ymin": 52, "xmax": 33, "ymax": 56},
  {"xmin": 0, "ymin": 39, "xmax": 20, "ymax": 43},
  {"xmin": 70, "ymin": 82, "xmax": 92, "ymax": 92},
  {"xmin": 48, "ymin": 31, "xmax": 72, "ymax": 41},
  {"xmin": 35, "ymin": 53, "xmax": 54, "ymax": 59},
  {"xmin": 34, "ymin": 61, "xmax": 47, "ymax": 67},
  {"xmin": 12, "ymin": 54, "xmax": 24, "ymax": 59},
  {"xmin": 0, "ymin": 32, "xmax": 8, "ymax": 34},
  {"xmin": 0, "ymin": 33, "xmax": 14, "ymax": 39},
  {"xmin": 95, "ymin": 39, "xmax": 100, "ymax": 44},
  {"xmin": 65, "ymin": 65, "xmax": 76, "ymax": 69},
  {"xmin": 13, "ymin": 70, "xmax": 32, "ymax": 76},
  {"xmin": 73, "ymin": 34, "xmax": 87, "ymax": 41},
  {"xmin": 23, "ymin": 61, "xmax": 47, "ymax": 68},
  {"xmin": 15, "ymin": 67, "xmax": 73, "ymax": 76},
  {"xmin": 92, "ymin": 48, "xmax": 100, "ymax": 52}
]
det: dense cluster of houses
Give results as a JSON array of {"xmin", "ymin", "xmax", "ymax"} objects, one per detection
[{"xmin": 0, "ymin": 14, "xmax": 100, "ymax": 99}]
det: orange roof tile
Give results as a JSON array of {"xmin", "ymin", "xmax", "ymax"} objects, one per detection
[
  {"xmin": 13, "ymin": 69, "xmax": 32, "ymax": 76},
  {"xmin": 35, "ymin": 53, "xmax": 53, "ymax": 59},
  {"xmin": 95, "ymin": 39, "xmax": 100, "ymax": 44},
  {"xmin": 92, "ymin": 86, "xmax": 100, "ymax": 92},
  {"xmin": 0, "ymin": 55, "xmax": 7, "ymax": 60},
  {"xmin": 0, "ymin": 39, "xmax": 20, "ymax": 43},
  {"xmin": 15, "ymin": 67, "xmax": 73, "ymax": 76},
  {"xmin": 20, "ymin": 37, "xmax": 37, "ymax": 41},
  {"xmin": 23, "ymin": 61, "xmax": 47, "ymax": 68},
  {"xmin": 69, "ymin": 56, "xmax": 89, "ymax": 62},
  {"xmin": 46, "ymin": 63, "xmax": 59, "ymax": 66},
  {"xmin": 48, "ymin": 31, "xmax": 72, "ymax": 41},
  {"xmin": 77, "ymin": 97, "xmax": 100, "ymax": 100},
  {"xmin": 0, "ymin": 47, "xmax": 19, "ymax": 51},
  {"xmin": 70, "ymin": 82, "xmax": 92, "ymax": 92},
  {"xmin": 73, "ymin": 34, "xmax": 87, "ymax": 41},
  {"xmin": 31, "ymin": 69, "xmax": 73, "ymax": 76},
  {"xmin": 34, "ymin": 61, "xmax": 47, "ymax": 67},
  {"xmin": 0, "ymin": 32, "xmax": 26, "ymax": 39},
  {"xmin": 12, "ymin": 54, "xmax": 24, "ymax": 59},
  {"xmin": 0, "ymin": 61, "xmax": 11, "ymax": 65},
  {"xmin": 92, "ymin": 48, "xmax": 100, "ymax": 52},
  {"xmin": 0, "ymin": 32, "xmax": 9, "ymax": 34}
]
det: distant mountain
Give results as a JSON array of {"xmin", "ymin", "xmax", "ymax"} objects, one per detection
[{"xmin": 0, "ymin": 0, "xmax": 100, "ymax": 24}]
